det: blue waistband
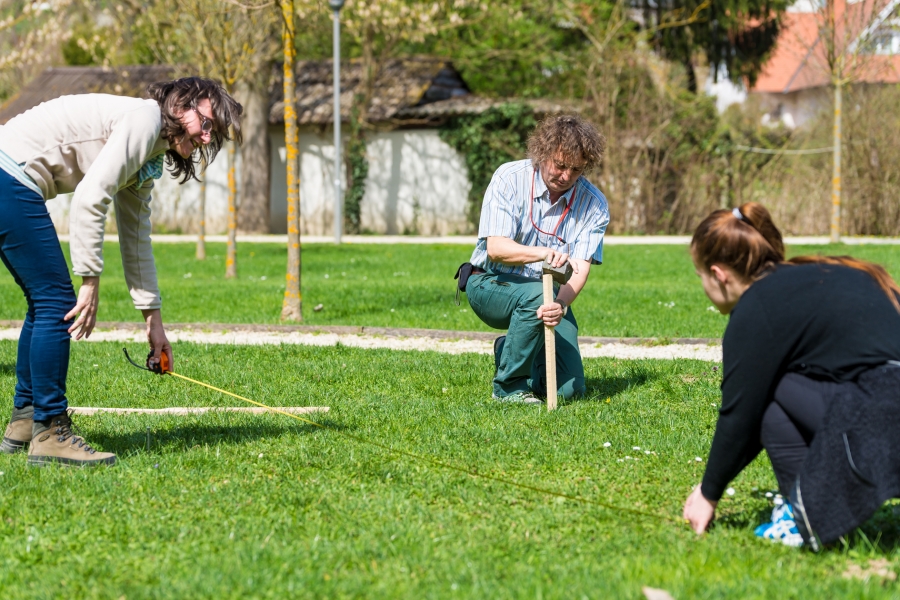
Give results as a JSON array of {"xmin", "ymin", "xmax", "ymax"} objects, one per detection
[{"xmin": 0, "ymin": 148, "xmax": 43, "ymax": 198}]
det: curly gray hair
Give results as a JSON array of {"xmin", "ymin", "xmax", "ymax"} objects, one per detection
[{"xmin": 527, "ymin": 114, "xmax": 606, "ymax": 173}]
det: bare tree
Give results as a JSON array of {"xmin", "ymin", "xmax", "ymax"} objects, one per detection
[
  {"xmin": 115, "ymin": 0, "xmax": 279, "ymax": 275},
  {"xmin": 280, "ymin": 0, "xmax": 302, "ymax": 322},
  {"xmin": 789, "ymin": 0, "xmax": 900, "ymax": 240},
  {"xmin": 197, "ymin": 178, "xmax": 207, "ymax": 259}
]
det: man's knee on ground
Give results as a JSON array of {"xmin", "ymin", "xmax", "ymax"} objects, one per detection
[{"xmin": 561, "ymin": 376, "xmax": 586, "ymax": 400}]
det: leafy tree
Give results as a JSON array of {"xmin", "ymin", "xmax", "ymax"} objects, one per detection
[
  {"xmin": 633, "ymin": 0, "xmax": 790, "ymax": 91},
  {"xmin": 417, "ymin": 0, "xmax": 587, "ymax": 99},
  {"xmin": 0, "ymin": 0, "xmax": 76, "ymax": 102}
]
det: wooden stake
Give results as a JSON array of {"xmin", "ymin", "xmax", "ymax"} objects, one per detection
[{"xmin": 543, "ymin": 273, "xmax": 557, "ymax": 411}]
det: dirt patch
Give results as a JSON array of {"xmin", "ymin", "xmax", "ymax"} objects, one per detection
[{"xmin": 842, "ymin": 559, "xmax": 897, "ymax": 583}]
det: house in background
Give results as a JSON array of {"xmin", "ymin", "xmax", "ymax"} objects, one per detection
[
  {"xmin": 266, "ymin": 57, "xmax": 474, "ymax": 236},
  {"xmin": 0, "ymin": 59, "xmax": 488, "ymax": 236},
  {"xmin": 707, "ymin": 0, "xmax": 900, "ymax": 127}
]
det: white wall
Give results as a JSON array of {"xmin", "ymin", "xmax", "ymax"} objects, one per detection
[
  {"xmin": 268, "ymin": 127, "xmax": 472, "ymax": 236},
  {"xmin": 704, "ymin": 65, "xmax": 747, "ymax": 113},
  {"xmin": 47, "ymin": 145, "xmax": 239, "ymax": 235},
  {"xmin": 48, "ymin": 127, "xmax": 471, "ymax": 236},
  {"xmin": 754, "ymin": 88, "xmax": 831, "ymax": 128}
]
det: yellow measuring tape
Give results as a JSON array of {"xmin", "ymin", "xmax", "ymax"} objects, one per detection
[{"xmin": 145, "ymin": 360, "xmax": 676, "ymax": 524}]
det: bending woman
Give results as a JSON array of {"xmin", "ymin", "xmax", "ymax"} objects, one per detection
[
  {"xmin": 682, "ymin": 203, "xmax": 900, "ymax": 549},
  {"xmin": 0, "ymin": 77, "xmax": 242, "ymax": 467}
]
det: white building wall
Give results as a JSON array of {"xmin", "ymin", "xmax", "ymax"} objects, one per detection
[
  {"xmin": 268, "ymin": 127, "xmax": 472, "ymax": 236},
  {"xmin": 48, "ymin": 126, "xmax": 470, "ymax": 237},
  {"xmin": 754, "ymin": 88, "xmax": 831, "ymax": 128},
  {"xmin": 47, "ymin": 145, "xmax": 238, "ymax": 235},
  {"xmin": 361, "ymin": 130, "xmax": 472, "ymax": 236}
]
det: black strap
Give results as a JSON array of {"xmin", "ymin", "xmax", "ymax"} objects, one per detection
[{"xmin": 455, "ymin": 262, "xmax": 481, "ymax": 306}]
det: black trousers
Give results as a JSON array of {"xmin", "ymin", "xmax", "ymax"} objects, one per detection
[{"xmin": 761, "ymin": 373, "xmax": 861, "ymax": 495}]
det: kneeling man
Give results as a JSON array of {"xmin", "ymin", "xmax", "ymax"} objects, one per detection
[{"xmin": 465, "ymin": 115, "xmax": 609, "ymax": 404}]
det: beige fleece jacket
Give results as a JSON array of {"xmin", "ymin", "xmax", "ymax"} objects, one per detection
[{"xmin": 0, "ymin": 94, "xmax": 171, "ymax": 309}]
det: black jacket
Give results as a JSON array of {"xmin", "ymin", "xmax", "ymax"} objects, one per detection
[
  {"xmin": 701, "ymin": 263, "xmax": 900, "ymax": 501},
  {"xmin": 798, "ymin": 363, "xmax": 900, "ymax": 544}
]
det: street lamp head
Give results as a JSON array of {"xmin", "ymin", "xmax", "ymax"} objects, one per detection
[{"xmin": 328, "ymin": 0, "xmax": 345, "ymax": 9}]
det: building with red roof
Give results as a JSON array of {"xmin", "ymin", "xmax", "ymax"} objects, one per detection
[{"xmin": 745, "ymin": 0, "xmax": 900, "ymax": 127}]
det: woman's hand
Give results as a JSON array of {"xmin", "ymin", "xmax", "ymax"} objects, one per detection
[
  {"xmin": 683, "ymin": 484, "xmax": 718, "ymax": 534},
  {"xmin": 66, "ymin": 276, "xmax": 100, "ymax": 339},
  {"xmin": 142, "ymin": 308, "xmax": 173, "ymax": 373}
]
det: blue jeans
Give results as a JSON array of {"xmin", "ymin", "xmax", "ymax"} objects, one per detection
[{"xmin": 0, "ymin": 168, "xmax": 75, "ymax": 421}]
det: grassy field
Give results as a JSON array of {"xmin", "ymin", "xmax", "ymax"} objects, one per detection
[
  {"xmin": 0, "ymin": 340, "xmax": 897, "ymax": 598},
  {"xmin": 0, "ymin": 242, "xmax": 897, "ymax": 338}
]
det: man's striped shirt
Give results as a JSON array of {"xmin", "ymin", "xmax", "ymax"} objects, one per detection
[{"xmin": 469, "ymin": 159, "xmax": 610, "ymax": 280}]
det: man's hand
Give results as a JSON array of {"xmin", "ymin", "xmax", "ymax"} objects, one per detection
[
  {"xmin": 65, "ymin": 276, "xmax": 100, "ymax": 340},
  {"xmin": 536, "ymin": 301, "xmax": 566, "ymax": 327},
  {"xmin": 683, "ymin": 484, "xmax": 718, "ymax": 534},
  {"xmin": 543, "ymin": 248, "xmax": 579, "ymax": 275},
  {"xmin": 486, "ymin": 237, "xmax": 580, "ymax": 273},
  {"xmin": 142, "ymin": 308, "xmax": 173, "ymax": 373}
]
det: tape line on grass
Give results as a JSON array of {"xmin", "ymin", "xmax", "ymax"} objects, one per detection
[{"xmin": 166, "ymin": 369, "xmax": 679, "ymax": 524}]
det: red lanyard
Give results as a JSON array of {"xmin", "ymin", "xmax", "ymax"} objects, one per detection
[{"xmin": 529, "ymin": 169, "xmax": 575, "ymax": 243}]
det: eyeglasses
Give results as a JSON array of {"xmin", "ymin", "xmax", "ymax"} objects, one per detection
[
  {"xmin": 552, "ymin": 159, "xmax": 586, "ymax": 176},
  {"xmin": 193, "ymin": 107, "xmax": 214, "ymax": 133}
]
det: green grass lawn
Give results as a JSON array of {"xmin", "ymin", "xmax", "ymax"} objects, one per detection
[
  {"xmin": 0, "ymin": 341, "xmax": 897, "ymax": 598},
  {"xmin": 0, "ymin": 242, "xmax": 897, "ymax": 338}
]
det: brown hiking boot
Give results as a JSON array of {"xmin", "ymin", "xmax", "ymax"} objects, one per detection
[
  {"xmin": 27, "ymin": 411, "xmax": 116, "ymax": 467},
  {"xmin": 1, "ymin": 405, "xmax": 34, "ymax": 454}
]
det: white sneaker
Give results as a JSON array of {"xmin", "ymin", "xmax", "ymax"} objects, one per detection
[
  {"xmin": 754, "ymin": 502, "xmax": 804, "ymax": 547},
  {"xmin": 492, "ymin": 392, "xmax": 543, "ymax": 405}
]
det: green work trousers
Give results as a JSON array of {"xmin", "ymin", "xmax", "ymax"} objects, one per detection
[{"xmin": 465, "ymin": 271, "xmax": 585, "ymax": 400}]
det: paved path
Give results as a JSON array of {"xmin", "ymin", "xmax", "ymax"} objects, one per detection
[
  {"xmin": 56, "ymin": 234, "xmax": 900, "ymax": 245},
  {"xmin": 0, "ymin": 321, "xmax": 723, "ymax": 362}
]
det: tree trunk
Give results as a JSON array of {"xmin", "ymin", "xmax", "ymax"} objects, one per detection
[
  {"xmin": 280, "ymin": 0, "xmax": 302, "ymax": 322},
  {"xmin": 236, "ymin": 68, "xmax": 272, "ymax": 233},
  {"xmin": 225, "ymin": 141, "xmax": 238, "ymax": 278},
  {"xmin": 830, "ymin": 77, "xmax": 842, "ymax": 243},
  {"xmin": 196, "ymin": 178, "xmax": 206, "ymax": 260}
]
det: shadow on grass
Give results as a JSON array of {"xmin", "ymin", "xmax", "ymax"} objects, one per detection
[
  {"xmin": 716, "ymin": 503, "xmax": 900, "ymax": 554},
  {"xmin": 842, "ymin": 505, "xmax": 900, "ymax": 553},
  {"xmin": 580, "ymin": 367, "xmax": 658, "ymax": 402},
  {"xmin": 91, "ymin": 417, "xmax": 351, "ymax": 455},
  {"xmin": 0, "ymin": 363, "xmax": 16, "ymax": 376}
]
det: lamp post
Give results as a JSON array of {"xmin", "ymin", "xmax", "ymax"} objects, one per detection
[{"xmin": 329, "ymin": 0, "xmax": 345, "ymax": 244}]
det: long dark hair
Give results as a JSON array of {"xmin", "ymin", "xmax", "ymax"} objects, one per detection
[
  {"xmin": 147, "ymin": 77, "xmax": 243, "ymax": 183},
  {"xmin": 692, "ymin": 202, "xmax": 900, "ymax": 311}
]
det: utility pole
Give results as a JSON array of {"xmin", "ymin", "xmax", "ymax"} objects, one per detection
[{"xmin": 330, "ymin": 0, "xmax": 345, "ymax": 244}]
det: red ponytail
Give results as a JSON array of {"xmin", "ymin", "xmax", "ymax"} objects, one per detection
[
  {"xmin": 691, "ymin": 202, "xmax": 784, "ymax": 280},
  {"xmin": 692, "ymin": 202, "xmax": 900, "ymax": 311}
]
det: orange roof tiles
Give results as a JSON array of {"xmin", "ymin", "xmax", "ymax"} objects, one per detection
[{"xmin": 751, "ymin": 0, "xmax": 900, "ymax": 93}]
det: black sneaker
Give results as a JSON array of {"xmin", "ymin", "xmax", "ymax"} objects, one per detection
[{"xmin": 493, "ymin": 335, "xmax": 506, "ymax": 376}]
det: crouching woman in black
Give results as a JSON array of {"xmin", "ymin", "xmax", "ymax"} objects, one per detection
[{"xmin": 682, "ymin": 202, "xmax": 900, "ymax": 550}]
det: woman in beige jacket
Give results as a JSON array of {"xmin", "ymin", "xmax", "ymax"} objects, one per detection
[{"xmin": 0, "ymin": 76, "xmax": 242, "ymax": 467}]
